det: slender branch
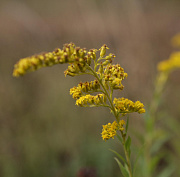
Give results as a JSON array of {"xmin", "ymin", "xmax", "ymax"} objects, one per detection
[{"xmin": 85, "ymin": 64, "xmax": 119, "ymax": 121}]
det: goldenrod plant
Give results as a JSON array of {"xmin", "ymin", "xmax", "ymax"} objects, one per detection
[
  {"xmin": 137, "ymin": 35, "xmax": 180, "ymax": 177},
  {"xmin": 13, "ymin": 43, "xmax": 145, "ymax": 177}
]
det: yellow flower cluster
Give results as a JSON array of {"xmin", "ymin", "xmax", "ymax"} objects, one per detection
[
  {"xmin": 13, "ymin": 43, "xmax": 96, "ymax": 77},
  {"xmin": 171, "ymin": 33, "xmax": 180, "ymax": 48},
  {"xmin": 113, "ymin": 97, "xmax": 145, "ymax": 115},
  {"xmin": 75, "ymin": 94, "xmax": 106, "ymax": 107},
  {"xmin": 102, "ymin": 64, "xmax": 128, "ymax": 90},
  {"xmin": 157, "ymin": 52, "xmax": 180, "ymax": 73},
  {"xmin": 70, "ymin": 80, "xmax": 100, "ymax": 99},
  {"xmin": 13, "ymin": 43, "xmax": 146, "ymax": 139},
  {"xmin": 101, "ymin": 120, "xmax": 125, "ymax": 141}
]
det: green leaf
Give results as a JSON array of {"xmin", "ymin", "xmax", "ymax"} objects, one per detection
[
  {"xmin": 125, "ymin": 116, "xmax": 129, "ymax": 134},
  {"xmin": 124, "ymin": 163, "xmax": 130, "ymax": 174},
  {"xmin": 133, "ymin": 144, "xmax": 145, "ymax": 176},
  {"xmin": 109, "ymin": 149, "xmax": 127, "ymax": 165},
  {"xmin": 114, "ymin": 157, "xmax": 130, "ymax": 177},
  {"xmin": 117, "ymin": 134, "xmax": 123, "ymax": 144},
  {"xmin": 125, "ymin": 136, "xmax": 131, "ymax": 157}
]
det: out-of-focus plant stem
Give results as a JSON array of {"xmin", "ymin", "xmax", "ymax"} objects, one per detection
[{"xmin": 143, "ymin": 71, "xmax": 169, "ymax": 177}]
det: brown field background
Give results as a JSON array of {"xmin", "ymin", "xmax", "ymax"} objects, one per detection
[{"xmin": 0, "ymin": 0, "xmax": 180, "ymax": 176}]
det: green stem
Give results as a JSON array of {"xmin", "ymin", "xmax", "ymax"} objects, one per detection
[
  {"xmin": 121, "ymin": 132, "xmax": 133, "ymax": 177},
  {"xmin": 143, "ymin": 71, "xmax": 169, "ymax": 177},
  {"xmin": 86, "ymin": 64, "xmax": 119, "ymax": 121}
]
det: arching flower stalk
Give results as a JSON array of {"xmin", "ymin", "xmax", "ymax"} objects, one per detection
[{"xmin": 13, "ymin": 43, "xmax": 145, "ymax": 177}]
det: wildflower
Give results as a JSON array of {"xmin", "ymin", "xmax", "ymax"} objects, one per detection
[
  {"xmin": 13, "ymin": 42, "xmax": 146, "ymax": 177},
  {"xmin": 13, "ymin": 43, "xmax": 145, "ymax": 140}
]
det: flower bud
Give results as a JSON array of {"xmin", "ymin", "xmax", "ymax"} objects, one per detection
[
  {"xmin": 102, "ymin": 60, "xmax": 110, "ymax": 66},
  {"xmin": 92, "ymin": 80, "xmax": 100, "ymax": 90},
  {"xmin": 99, "ymin": 64, "xmax": 104, "ymax": 75},
  {"xmin": 105, "ymin": 53, "xmax": 115, "ymax": 60},
  {"xmin": 100, "ymin": 44, "xmax": 109, "ymax": 57}
]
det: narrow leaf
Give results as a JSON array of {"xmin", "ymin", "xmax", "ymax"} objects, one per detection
[
  {"xmin": 117, "ymin": 134, "xmax": 123, "ymax": 143},
  {"xmin": 133, "ymin": 144, "xmax": 145, "ymax": 176},
  {"xmin": 109, "ymin": 149, "xmax": 127, "ymax": 165},
  {"xmin": 114, "ymin": 157, "xmax": 130, "ymax": 177},
  {"xmin": 125, "ymin": 136, "xmax": 131, "ymax": 156}
]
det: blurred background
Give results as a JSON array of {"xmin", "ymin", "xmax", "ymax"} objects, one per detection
[{"xmin": 0, "ymin": 0, "xmax": 180, "ymax": 176}]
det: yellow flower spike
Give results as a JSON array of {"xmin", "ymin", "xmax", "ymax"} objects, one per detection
[{"xmin": 13, "ymin": 43, "xmax": 91, "ymax": 77}]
